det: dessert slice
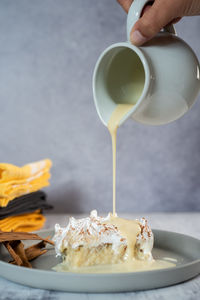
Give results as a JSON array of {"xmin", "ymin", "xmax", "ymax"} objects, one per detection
[{"xmin": 53, "ymin": 210, "xmax": 153, "ymax": 269}]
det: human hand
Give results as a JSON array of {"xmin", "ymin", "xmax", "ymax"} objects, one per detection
[{"xmin": 117, "ymin": 0, "xmax": 200, "ymax": 46}]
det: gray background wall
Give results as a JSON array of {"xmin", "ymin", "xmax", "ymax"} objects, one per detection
[{"xmin": 0, "ymin": 0, "xmax": 200, "ymax": 213}]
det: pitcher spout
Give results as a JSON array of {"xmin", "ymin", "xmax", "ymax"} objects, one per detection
[{"xmin": 93, "ymin": 43, "xmax": 151, "ymax": 127}]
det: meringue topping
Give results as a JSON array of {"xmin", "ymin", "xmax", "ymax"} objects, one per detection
[{"xmin": 53, "ymin": 210, "xmax": 153, "ymax": 261}]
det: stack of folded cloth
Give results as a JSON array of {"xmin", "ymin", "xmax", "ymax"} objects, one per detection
[{"xmin": 0, "ymin": 159, "xmax": 53, "ymax": 232}]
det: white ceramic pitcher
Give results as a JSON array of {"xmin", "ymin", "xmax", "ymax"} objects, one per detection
[{"xmin": 93, "ymin": 0, "xmax": 200, "ymax": 126}]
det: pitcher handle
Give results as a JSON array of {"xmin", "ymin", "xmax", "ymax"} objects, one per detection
[{"xmin": 127, "ymin": 0, "xmax": 176, "ymax": 42}]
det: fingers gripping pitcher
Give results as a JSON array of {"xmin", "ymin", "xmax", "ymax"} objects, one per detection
[{"xmin": 93, "ymin": 0, "xmax": 200, "ymax": 126}]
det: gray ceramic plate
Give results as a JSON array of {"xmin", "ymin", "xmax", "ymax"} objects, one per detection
[{"xmin": 0, "ymin": 229, "xmax": 200, "ymax": 293}]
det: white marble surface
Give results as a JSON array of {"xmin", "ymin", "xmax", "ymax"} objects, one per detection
[{"xmin": 0, "ymin": 212, "xmax": 200, "ymax": 300}]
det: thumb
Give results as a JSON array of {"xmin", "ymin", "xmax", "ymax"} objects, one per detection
[{"xmin": 130, "ymin": 0, "xmax": 176, "ymax": 46}]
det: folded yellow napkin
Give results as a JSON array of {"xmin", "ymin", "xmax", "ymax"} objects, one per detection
[
  {"xmin": 0, "ymin": 159, "xmax": 52, "ymax": 207},
  {"xmin": 0, "ymin": 210, "xmax": 45, "ymax": 232}
]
